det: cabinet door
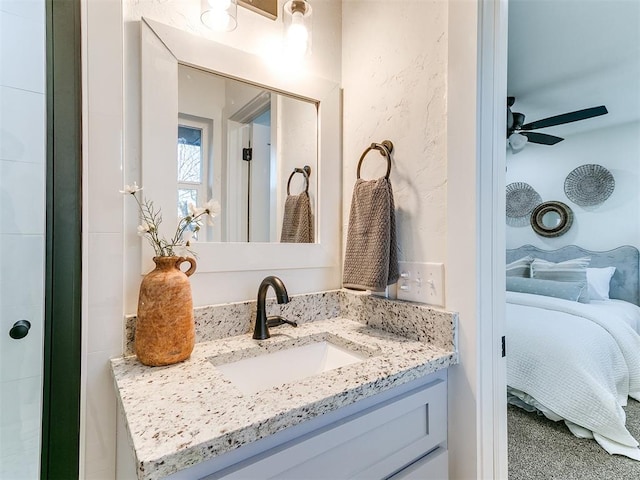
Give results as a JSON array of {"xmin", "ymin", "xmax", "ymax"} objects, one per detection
[
  {"xmin": 210, "ymin": 378, "xmax": 447, "ymax": 479},
  {"xmin": 387, "ymin": 447, "xmax": 448, "ymax": 480}
]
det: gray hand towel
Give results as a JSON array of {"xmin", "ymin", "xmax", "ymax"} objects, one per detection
[
  {"xmin": 343, "ymin": 177, "xmax": 399, "ymax": 291},
  {"xmin": 280, "ymin": 192, "xmax": 313, "ymax": 243}
]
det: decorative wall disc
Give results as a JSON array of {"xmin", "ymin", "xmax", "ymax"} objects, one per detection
[
  {"xmin": 564, "ymin": 164, "xmax": 615, "ymax": 207},
  {"xmin": 506, "ymin": 182, "xmax": 542, "ymax": 219}
]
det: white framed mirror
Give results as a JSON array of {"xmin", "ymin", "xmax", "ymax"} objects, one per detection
[{"xmin": 140, "ymin": 18, "xmax": 341, "ymax": 273}]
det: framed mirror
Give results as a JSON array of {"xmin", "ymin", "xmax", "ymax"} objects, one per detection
[
  {"xmin": 140, "ymin": 18, "xmax": 340, "ymax": 273},
  {"xmin": 530, "ymin": 201, "xmax": 574, "ymax": 237}
]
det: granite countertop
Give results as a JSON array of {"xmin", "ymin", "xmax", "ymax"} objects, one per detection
[{"xmin": 111, "ymin": 316, "xmax": 458, "ymax": 480}]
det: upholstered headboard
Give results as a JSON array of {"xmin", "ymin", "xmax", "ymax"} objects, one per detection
[{"xmin": 506, "ymin": 245, "xmax": 640, "ymax": 306}]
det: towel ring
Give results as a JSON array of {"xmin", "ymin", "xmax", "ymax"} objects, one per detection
[
  {"xmin": 357, "ymin": 140, "xmax": 394, "ymax": 179},
  {"xmin": 287, "ymin": 165, "xmax": 311, "ymax": 195}
]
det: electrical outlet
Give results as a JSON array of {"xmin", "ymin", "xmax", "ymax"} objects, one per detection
[{"xmin": 396, "ymin": 262, "xmax": 445, "ymax": 306}]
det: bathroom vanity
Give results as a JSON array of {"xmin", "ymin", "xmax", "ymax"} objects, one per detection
[{"xmin": 111, "ymin": 291, "xmax": 458, "ymax": 480}]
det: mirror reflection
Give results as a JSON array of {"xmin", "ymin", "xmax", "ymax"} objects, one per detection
[
  {"xmin": 177, "ymin": 64, "xmax": 318, "ymax": 243},
  {"xmin": 541, "ymin": 211, "xmax": 561, "ymax": 228}
]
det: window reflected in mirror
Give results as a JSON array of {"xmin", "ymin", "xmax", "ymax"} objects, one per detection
[{"xmin": 177, "ymin": 122, "xmax": 209, "ymax": 240}]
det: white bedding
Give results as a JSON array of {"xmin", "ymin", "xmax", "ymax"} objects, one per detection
[{"xmin": 506, "ymin": 291, "xmax": 640, "ymax": 460}]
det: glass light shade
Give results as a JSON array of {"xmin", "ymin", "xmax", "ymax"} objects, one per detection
[
  {"xmin": 283, "ymin": 0, "xmax": 312, "ymax": 58},
  {"xmin": 201, "ymin": 0, "xmax": 238, "ymax": 32},
  {"xmin": 509, "ymin": 132, "xmax": 528, "ymax": 152}
]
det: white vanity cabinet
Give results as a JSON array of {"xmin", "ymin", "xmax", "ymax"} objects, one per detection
[{"xmin": 167, "ymin": 371, "xmax": 448, "ymax": 480}]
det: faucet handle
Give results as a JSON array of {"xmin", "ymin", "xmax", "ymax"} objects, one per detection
[{"xmin": 266, "ymin": 316, "xmax": 298, "ymax": 328}]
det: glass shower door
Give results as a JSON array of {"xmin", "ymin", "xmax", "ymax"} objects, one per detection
[{"xmin": 0, "ymin": 0, "xmax": 46, "ymax": 477}]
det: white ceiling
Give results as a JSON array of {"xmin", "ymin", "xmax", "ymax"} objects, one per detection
[{"xmin": 507, "ymin": 0, "xmax": 640, "ymax": 140}]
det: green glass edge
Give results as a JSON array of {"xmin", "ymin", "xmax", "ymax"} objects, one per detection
[{"xmin": 41, "ymin": 0, "xmax": 83, "ymax": 478}]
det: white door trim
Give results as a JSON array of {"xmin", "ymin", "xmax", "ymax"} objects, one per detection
[{"xmin": 477, "ymin": 0, "xmax": 508, "ymax": 478}]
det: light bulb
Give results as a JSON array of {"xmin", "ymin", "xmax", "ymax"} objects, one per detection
[
  {"xmin": 201, "ymin": 0, "xmax": 237, "ymax": 32},
  {"xmin": 288, "ymin": 12, "xmax": 308, "ymax": 43},
  {"xmin": 283, "ymin": 0, "xmax": 312, "ymax": 59},
  {"xmin": 287, "ymin": 12, "xmax": 308, "ymax": 56}
]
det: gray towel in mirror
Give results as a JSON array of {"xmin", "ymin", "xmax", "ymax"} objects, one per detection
[{"xmin": 280, "ymin": 192, "xmax": 313, "ymax": 243}]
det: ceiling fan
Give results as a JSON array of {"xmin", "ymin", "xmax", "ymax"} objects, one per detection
[{"xmin": 507, "ymin": 96, "xmax": 608, "ymax": 152}]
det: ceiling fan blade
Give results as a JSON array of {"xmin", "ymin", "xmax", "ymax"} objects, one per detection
[
  {"xmin": 521, "ymin": 105, "xmax": 608, "ymax": 131},
  {"xmin": 522, "ymin": 131, "xmax": 564, "ymax": 145}
]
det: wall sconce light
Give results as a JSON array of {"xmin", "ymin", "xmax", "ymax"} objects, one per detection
[
  {"xmin": 283, "ymin": 0, "xmax": 312, "ymax": 58},
  {"xmin": 201, "ymin": 0, "xmax": 238, "ymax": 32}
]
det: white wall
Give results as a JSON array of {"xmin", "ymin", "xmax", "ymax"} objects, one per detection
[
  {"xmin": 506, "ymin": 121, "xmax": 640, "ymax": 251},
  {"xmin": 82, "ymin": 0, "xmax": 125, "ymax": 477},
  {"xmin": 0, "ymin": 1, "xmax": 45, "ymax": 478}
]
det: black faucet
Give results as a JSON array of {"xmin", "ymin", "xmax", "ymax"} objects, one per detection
[{"xmin": 253, "ymin": 276, "xmax": 297, "ymax": 340}]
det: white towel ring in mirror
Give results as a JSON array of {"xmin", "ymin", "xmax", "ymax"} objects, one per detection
[
  {"xmin": 530, "ymin": 201, "xmax": 574, "ymax": 238},
  {"xmin": 287, "ymin": 166, "xmax": 310, "ymax": 195}
]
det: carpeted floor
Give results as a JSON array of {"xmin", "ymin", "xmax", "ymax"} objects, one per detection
[{"xmin": 508, "ymin": 398, "xmax": 640, "ymax": 479}]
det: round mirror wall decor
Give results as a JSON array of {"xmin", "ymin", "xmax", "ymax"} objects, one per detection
[
  {"xmin": 506, "ymin": 182, "xmax": 542, "ymax": 227},
  {"xmin": 564, "ymin": 164, "xmax": 614, "ymax": 207},
  {"xmin": 530, "ymin": 201, "xmax": 574, "ymax": 237}
]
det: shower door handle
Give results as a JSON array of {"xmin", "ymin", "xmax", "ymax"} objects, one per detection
[{"xmin": 9, "ymin": 320, "xmax": 31, "ymax": 340}]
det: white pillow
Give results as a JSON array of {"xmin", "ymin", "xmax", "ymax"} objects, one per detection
[
  {"xmin": 587, "ymin": 267, "xmax": 616, "ymax": 301},
  {"xmin": 506, "ymin": 255, "xmax": 534, "ymax": 278},
  {"xmin": 530, "ymin": 257, "xmax": 591, "ymax": 303}
]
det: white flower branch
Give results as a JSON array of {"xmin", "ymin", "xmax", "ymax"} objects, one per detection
[{"xmin": 121, "ymin": 182, "xmax": 220, "ymax": 257}]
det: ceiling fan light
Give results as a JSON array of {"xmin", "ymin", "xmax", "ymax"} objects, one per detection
[{"xmin": 509, "ymin": 133, "xmax": 528, "ymax": 152}]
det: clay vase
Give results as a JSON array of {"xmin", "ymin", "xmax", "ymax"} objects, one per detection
[{"xmin": 135, "ymin": 256, "xmax": 197, "ymax": 366}]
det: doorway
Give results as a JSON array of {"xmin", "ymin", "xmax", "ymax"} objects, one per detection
[{"xmin": 504, "ymin": 1, "xmax": 640, "ymax": 478}]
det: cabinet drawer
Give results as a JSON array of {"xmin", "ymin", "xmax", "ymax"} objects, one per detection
[
  {"xmin": 210, "ymin": 378, "xmax": 447, "ymax": 479},
  {"xmin": 387, "ymin": 447, "xmax": 448, "ymax": 480}
]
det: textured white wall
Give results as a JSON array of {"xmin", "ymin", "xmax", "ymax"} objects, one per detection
[
  {"xmin": 506, "ymin": 121, "xmax": 640, "ymax": 251},
  {"xmin": 342, "ymin": 0, "xmax": 448, "ymax": 266}
]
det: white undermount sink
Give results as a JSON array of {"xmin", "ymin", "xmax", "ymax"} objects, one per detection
[{"xmin": 214, "ymin": 340, "xmax": 367, "ymax": 395}]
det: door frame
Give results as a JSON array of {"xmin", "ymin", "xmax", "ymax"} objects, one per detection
[
  {"xmin": 41, "ymin": 0, "xmax": 83, "ymax": 477},
  {"xmin": 478, "ymin": 0, "xmax": 509, "ymax": 477}
]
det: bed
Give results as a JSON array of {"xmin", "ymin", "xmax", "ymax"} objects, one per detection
[{"xmin": 506, "ymin": 245, "xmax": 640, "ymax": 460}]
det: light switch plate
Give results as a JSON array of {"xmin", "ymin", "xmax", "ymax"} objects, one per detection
[{"xmin": 396, "ymin": 262, "xmax": 445, "ymax": 306}]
